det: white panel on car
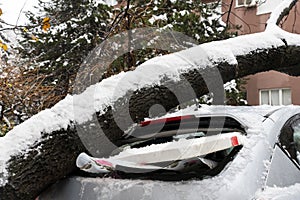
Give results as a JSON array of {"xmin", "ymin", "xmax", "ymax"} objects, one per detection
[{"xmin": 112, "ymin": 132, "xmax": 244, "ymax": 164}]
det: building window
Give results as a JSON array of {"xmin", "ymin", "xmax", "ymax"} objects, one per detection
[
  {"xmin": 237, "ymin": 0, "xmax": 244, "ymax": 6},
  {"xmin": 259, "ymin": 88, "xmax": 292, "ymax": 106},
  {"xmin": 236, "ymin": 0, "xmax": 256, "ymax": 7}
]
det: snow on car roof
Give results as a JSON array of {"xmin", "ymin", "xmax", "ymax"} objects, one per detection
[{"xmin": 255, "ymin": 183, "xmax": 300, "ymax": 200}]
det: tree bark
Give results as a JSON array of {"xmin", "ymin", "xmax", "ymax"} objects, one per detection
[{"xmin": 1, "ymin": 1, "xmax": 300, "ymax": 199}]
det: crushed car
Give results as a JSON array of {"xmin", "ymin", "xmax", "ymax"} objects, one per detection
[{"xmin": 39, "ymin": 105, "xmax": 300, "ymax": 200}]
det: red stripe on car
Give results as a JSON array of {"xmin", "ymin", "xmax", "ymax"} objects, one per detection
[{"xmin": 140, "ymin": 115, "xmax": 193, "ymax": 127}]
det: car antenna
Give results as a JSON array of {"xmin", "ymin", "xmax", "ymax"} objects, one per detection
[{"xmin": 262, "ymin": 107, "xmax": 283, "ymax": 122}]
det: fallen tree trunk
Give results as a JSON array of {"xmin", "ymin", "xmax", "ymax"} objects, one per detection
[{"xmin": 1, "ymin": 0, "xmax": 300, "ymax": 199}]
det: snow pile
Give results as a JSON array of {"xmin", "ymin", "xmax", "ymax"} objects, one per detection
[
  {"xmin": 255, "ymin": 183, "xmax": 300, "ymax": 200},
  {"xmin": 148, "ymin": 14, "xmax": 168, "ymax": 25},
  {"xmin": 96, "ymin": 0, "xmax": 118, "ymax": 6}
]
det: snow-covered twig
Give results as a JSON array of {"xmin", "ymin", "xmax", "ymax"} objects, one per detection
[{"xmin": 2, "ymin": 116, "xmax": 11, "ymax": 128}]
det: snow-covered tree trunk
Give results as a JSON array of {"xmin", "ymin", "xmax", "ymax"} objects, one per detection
[{"xmin": 0, "ymin": 0, "xmax": 300, "ymax": 199}]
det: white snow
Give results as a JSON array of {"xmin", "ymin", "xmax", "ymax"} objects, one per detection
[
  {"xmin": 71, "ymin": 34, "xmax": 92, "ymax": 44},
  {"xmin": 255, "ymin": 183, "xmax": 300, "ymax": 200},
  {"xmin": 148, "ymin": 14, "xmax": 168, "ymax": 25},
  {"xmin": 224, "ymin": 80, "xmax": 238, "ymax": 91},
  {"xmin": 179, "ymin": 10, "xmax": 189, "ymax": 16},
  {"xmin": 95, "ymin": 0, "xmax": 118, "ymax": 6},
  {"xmin": 257, "ymin": 0, "xmax": 285, "ymax": 15},
  {"xmin": 266, "ymin": 0, "xmax": 295, "ymax": 26}
]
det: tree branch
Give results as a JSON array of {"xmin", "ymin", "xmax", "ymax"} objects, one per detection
[
  {"xmin": 266, "ymin": 0, "xmax": 299, "ymax": 29},
  {"xmin": 226, "ymin": 0, "xmax": 234, "ymax": 28}
]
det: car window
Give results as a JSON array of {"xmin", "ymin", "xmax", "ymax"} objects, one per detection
[
  {"xmin": 109, "ymin": 116, "xmax": 245, "ymax": 181},
  {"xmin": 120, "ymin": 116, "xmax": 245, "ymax": 144},
  {"xmin": 279, "ymin": 114, "xmax": 300, "ymax": 163}
]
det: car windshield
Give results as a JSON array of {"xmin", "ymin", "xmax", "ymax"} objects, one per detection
[{"xmin": 93, "ymin": 115, "xmax": 246, "ymax": 181}]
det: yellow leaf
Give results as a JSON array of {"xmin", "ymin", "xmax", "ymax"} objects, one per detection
[
  {"xmin": 2, "ymin": 44, "xmax": 8, "ymax": 51},
  {"xmin": 31, "ymin": 35, "xmax": 39, "ymax": 41},
  {"xmin": 0, "ymin": 43, "xmax": 8, "ymax": 51},
  {"xmin": 23, "ymin": 27, "xmax": 28, "ymax": 33},
  {"xmin": 0, "ymin": 8, "xmax": 3, "ymax": 16},
  {"xmin": 42, "ymin": 17, "xmax": 51, "ymax": 31},
  {"xmin": 43, "ymin": 17, "xmax": 50, "ymax": 23},
  {"xmin": 42, "ymin": 22, "xmax": 51, "ymax": 31}
]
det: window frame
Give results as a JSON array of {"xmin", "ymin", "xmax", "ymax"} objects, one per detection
[
  {"xmin": 236, "ymin": 0, "xmax": 256, "ymax": 7},
  {"xmin": 279, "ymin": 113, "xmax": 300, "ymax": 168},
  {"xmin": 236, "ymin": 0, "xmax": 245, "ymax": 7},
  {"xmin": 259, "ymin": 88, "xmax": 292, "ymax": 106}
]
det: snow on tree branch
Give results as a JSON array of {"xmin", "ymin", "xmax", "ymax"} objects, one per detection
[{"xmin": 266, "ymin": 0, "xmax": 299, "ymax": 29}]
